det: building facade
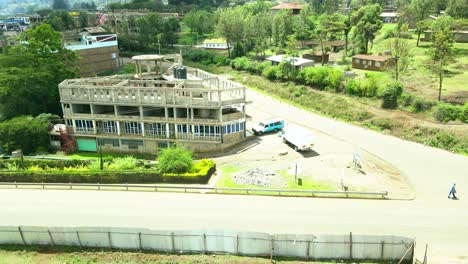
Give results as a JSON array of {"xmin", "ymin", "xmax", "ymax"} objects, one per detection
[
  {"xmin": 352, "ymin": 54, "xmax": 389, "ymax": 71},
  {"xmin": 59, "ymin": 54, "xmax": 247, "ymax": 154},
  {"xmin": 64, "ymin": 27, "xmax": 120, "ymax": 77}
]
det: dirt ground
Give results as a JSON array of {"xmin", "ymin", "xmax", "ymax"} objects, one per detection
[{"xmin": 206, "ymin": 116, "xmax": 413, "ymax": 199}]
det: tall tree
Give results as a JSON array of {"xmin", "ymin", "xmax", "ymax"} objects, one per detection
[
  {"xmin": 45, "ymin": 10, "xmax": 76, "ymax": 31},
  {"xmin": 52, "ymin": 0, "xmax": 70, "ymax": 10},
  {"xmin": 431, "ymin": 16, "xmax": 454, "ymax": 101},
  {"xmin": 411, "ymin": 0, "xmax": 435, "ymax": 46},
  {"xmin": 216, "ymin": 7, "xmax": 245, "ymax": 58},
  {"xmin": 351, "ymin": 3, "xmax": 383, "ymax": 54},
  {"xmin": 385, "ymin": 22, "xmax": 411, "ymax": 81},
  {"xmin": 0, "ymin": 24, "xmax": 78, "ymax": 119},
  {"xmin": 312, "ymin": 0, "xmax": 343, "ymax": 14},
  {"xmin": 315, "ymin": 14, "xmax": 345, "ymax": 65},
  {"xmin": 272, "ymin": 10, "xmax": 294, "ymax": 48},
  {"xmin": 293, "ymin": 5, "xmax": 315, "ymax": 47},
  {"xmin": 446, "ymin": 0, "xmax": 468, "ymax": 19}
]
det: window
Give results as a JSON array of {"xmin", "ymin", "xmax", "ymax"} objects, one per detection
[
  {"xmin": 102, "ymin": 121, "xmax": 117, "ymax": 134},
  {"xmin": 124, "ymin": 121, "xmax": 141, "ymax": 135},
  {"xmin": 194, "ymin": 125, "xmax": 220, "ymax": 137},
  {"xmin": 177, "ymin": 124, "xmax": 190, "ymax": 134},
  {"xmin": 75, "ymin": 120, "xmax": 93, "ymax": 133},
  {"xmin": 375, "ymin": 61, "xmax": 381, "ymax": 67},
  {"xmin": 66, "ymin": 119, "xmax": 73, "ymax": 127},
  {"xmin": 148, "ymin": 123, "xmax": 165, "ymax": 136},
  {"xmin": 121, "ymin": 139, "xmax": 143, "ymax": 150},
  {"xmin": 98, "ymin": 138, "xmax": 119, "ymax": 147},
  {"xmin": 223, "ymin": 122, "xmax": 245, "ymax": 135}
]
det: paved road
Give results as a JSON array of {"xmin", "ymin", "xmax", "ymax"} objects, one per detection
[{"xmin": 1, "ymin": 89, "xmax": 467, "ymax": 263}]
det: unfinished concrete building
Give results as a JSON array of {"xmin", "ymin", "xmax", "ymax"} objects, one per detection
[{"xmin": 59, "ymin": 54, "xmax": 247, "ymax": 153}]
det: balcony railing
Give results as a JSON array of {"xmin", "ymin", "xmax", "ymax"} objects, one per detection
[{"xmin": 75, "ymin": 127, "xmax": 94, "ymax": 134}]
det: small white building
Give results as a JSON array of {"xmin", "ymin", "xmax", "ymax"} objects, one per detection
[
  {"xmin": 266, "ymin": 54, "xmax": 314, "ymax": 70},
  {"xmin": 203, "ymin": 38, "xmax": 230, "ymax": 50}
]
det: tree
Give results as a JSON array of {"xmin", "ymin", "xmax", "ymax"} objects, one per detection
[
  {"xmin": 315, "ymin": 14, "xmax": 345, "ymax": 65},
  {"xmin": 0, "ymin": 115, "xmax": 52, "ymax": 154},
  {"xmin": 431, "ymin": 16, "xmax": 454, "ymax": 101},
  {"xmin": 183, "ymin": 10, "xmax": 214, "ymax": 35},
  {"xmin": 343, "ymin": 14, "xmax": 352, "ymax": 56},
  {"xmin": 78, "ymin": 11, "xmax": 89, "ymax": 28},
  {"xmin": 272, "ymin": 10, "xmax": 294, "ymax": 48},
  {"xmin": 216, "ymin": 7, "xmax": 245, "ymax": 58},
  {"xmin": 293, "ymin": 5, "xmax": 315, "ymax": 47},
  {"xmin": 157, "ymin": 147, "xmax": 193, "ymax": 174},
  {"xmin": 411, "ymin": 0, "xmax": 435, "ymax": 46},
  {"xmin": 380, "ymin": 81, "xmax": 403, "ymax": 109},
  {"xmin": 0, "ymin": 24, "xmax": 78, "ymax": 119},
  {"xmin": 137, "ymin": 13, "xmax": 163, "ymax": 51},
  {"xmin": 351, "ymin": 4, "xmax": 383, "ymax": 54},
  {"xmin": 45, "ymin": 10, "xmax": 76, "ymax": 31},
  {"xmin": 52, "ymin": 0, "xmax": 70, "ymax": 10},
  {"xmin": 446, "ymin": 0, "xmax": 468, "ymax": 19},
  {"xmin": 385, "ymin": 22, "xmax": 411, "ymax": 80},
  {"xmin": 312, "ymin": 0, "xmax": 343, "ymax": 14}
]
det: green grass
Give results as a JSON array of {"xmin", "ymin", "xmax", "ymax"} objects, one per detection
[{"xmin": 0, "ymin": 245, "xmax": 389, "ymax": 264}]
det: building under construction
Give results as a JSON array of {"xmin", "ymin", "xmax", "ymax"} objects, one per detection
[{"xmin": 59, "ymin": 54, "xmax": 247, "ymax": 153}]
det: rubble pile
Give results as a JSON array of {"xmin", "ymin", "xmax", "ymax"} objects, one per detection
[{"xmin": 233, "ymin": 168, "xmax": 286, "ymax": 187}]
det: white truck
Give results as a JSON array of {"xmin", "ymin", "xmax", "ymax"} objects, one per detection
[{"xmin": 281, "ymin": 125, "xmax": 314, "ymax": 152}]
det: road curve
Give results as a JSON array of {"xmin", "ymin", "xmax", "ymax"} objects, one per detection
[{"xmin": 0, "ymin": 88, "xmax": 467, "ymax": 263}]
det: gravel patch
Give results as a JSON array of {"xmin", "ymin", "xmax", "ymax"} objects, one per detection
[{"xmin": 233, "ymin": 168, "xmax": 287, "ymax": 187}]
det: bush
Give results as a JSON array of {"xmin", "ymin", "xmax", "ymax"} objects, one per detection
[
  {"xmin": 255, "ymin": 61, "xmax": 272, "ymax": 74},
  {"xmin": 370, "ymin": 118, "xmax": 396, "ymax": 130},
  {"xmin": 108, "ymin": 156, "xmax": 139, "ymax": 170},
  {"xmin": 411, "ymin": 97, "xmax": 435, "ymax": 113},
  {"xmin": 433, "ymin": 103, "xmax": 462, "ymax": 123},
  {"xmin": 380, "ymin": 82, "xmax": 403, "ymax": 109},
  {"xmin": 297, "ymin": 67, "xmax": 343, "ymax": 91},
  {"xmin": 460, "ymin": 103, "xmax": 468, "ymax": 123},
  {"xmin": 262, "ymin": 66, "xmax": 279, "ymax": 80},
  {"xmin": 0, "ymin": 115, "xmax": 52, "ymax": 155},
  {"xmin": 0, "ymin": 159, "xmax": 91, "ymax": 170},
  {"xmin": 157, "ymin": 147, "xmax": 193, "ymax": 174},
  {"xmin": 184, "ymin": 50, "xmax": 217, "ymax": 65},
  {"xmin": 231, "ymin": 57, "xmax": 255, "ymax": 72}
]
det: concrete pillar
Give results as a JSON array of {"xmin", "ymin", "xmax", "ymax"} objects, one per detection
[
  {"xmin": 114, "ymin": 105, "xmax": 119, "ymax": 117},
  {"xmin": 165, "ymin": 123, "xmax": 170, "ymax": 138},
  {"xmin": 116, "ymin": 121, "xmax": 121, "ymax": 136},
  {"xmin": 141, "ymin": 122, "xmax": 145, "ymax": 136},
  {"xmin": 72, "ymin": 119, "xmax": 77, "ymax": 133},
  {"xmin": 92, "ymin": 120, "xmax": 97, "ymax": 134},
  {"xmin": 139, "ymin": 106, "xmax": 144, "ymax": 118}
]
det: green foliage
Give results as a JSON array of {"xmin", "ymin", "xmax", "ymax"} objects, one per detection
[
  {"xmin": 108, "ymin": 156, "xmax": 139, "ymax": 170},
  {"xmin": 369, "ymin": 118, "xmax": 396, "ymax": 130},
  {"xmin": 230, "ymin": 57, "xmax": 255, "ymax": 71},
  {"xmin": 183, "ymin": 10, "xmax": 214, "ymax": 35},
  {"xmin": 44, "ymin": 10, "xmax": 75, "ymax": 31},
  {"xmin": 428, "ymin": 130, "xmax": 462, "ymax": 150},
  {"xmin": 433, "ymin": 103, "xmax": 464, "ymax": 123},
  {"xmin": 157, "ymin": 147, "xmax": 193, "ymax": 174},
  {"xmin": 137, "ymin": 13, "xmax": 180, "ymax": 49},
  {"xmin": 296, "ymin": 67, "xmax": 343, "ymax": 91},
  {"xmin": 262, "ymin": 66, "xmax": 279, "ymax": 80},
  {"xmin": 0, "ymin": 116, "xmax": 52, "ymax": 155},
  {"xmin": 380, "ymin": 81, "xmax": 403, "ymax": 109},
  {"xmin": 184, "ymin": 50, "xmax": 225, "ymax": 65},
  {"xmin": 445, "ymin": 0, "xmax": 467, "ymax": 19},
  {"xmin": 0, "ymin": 24, "xmax": 78, "ymax": 119},
  {"xmin": 0, "ymin": 159, "xmax": 91, "ymax": 170},
  {"xmin": 410, "ymin": 97, "xmax": 435, "ymax": 113},
  {"xmin": 351, "ymin": 4, "xmax": 383, "ymax": 53}
]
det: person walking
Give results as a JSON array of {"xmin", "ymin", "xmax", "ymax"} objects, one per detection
[{"xmin": 448, "ymin": 183, "xmax": 457, "ymax": 199}]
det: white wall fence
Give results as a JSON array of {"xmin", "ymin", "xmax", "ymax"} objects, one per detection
[{"xmin": 0, "ymin": 226, "xmax": 414, "ymax": 263}]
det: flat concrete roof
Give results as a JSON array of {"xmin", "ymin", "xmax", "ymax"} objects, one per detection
[
  {"xmin": 132, "ymin": 54, "xmax": 164, "ymax": 61},
  {"xmin": 266, "ymin": 55, "xmax": 313, "ymax": 66}
]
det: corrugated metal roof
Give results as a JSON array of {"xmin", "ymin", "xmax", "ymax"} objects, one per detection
[
  {"xmin": 266, "ymin": 55, "xmax": 313, "ymax": 66},
  {"xmin": 271, "ymin": 3, "xmax": 304, "ymax": 10},
  {"xmin": 352, "ymin": 54, "xmax": 389, "ymax": 62},
  {"xmin": 81, "ymin": 27, "xmax": 107, "ymax": 34}
]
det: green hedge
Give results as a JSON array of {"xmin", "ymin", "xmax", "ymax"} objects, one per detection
[
  {"xmin": 0, "ymin": 159, "xmax": 91, "ymax": 169},
  {"xmin": 0, "ymin": 159, "xmax": 216, "ymax": 184}
]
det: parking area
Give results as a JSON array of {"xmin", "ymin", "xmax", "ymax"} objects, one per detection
[{"xmin": 207, "ymin": 114, "xmax": 412, "ymax": 199}]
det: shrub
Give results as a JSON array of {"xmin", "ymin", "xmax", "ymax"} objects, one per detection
[
  {"xmin": 107, "ymin": 156, "xmax": 139, "ymax": 170},
  {"xmin": 184, "ymin": 50, "xmax": 217, "ymax": 65},
  {"xmin": 460, "ymin": 103, "xmax": 468, "ymax": 123},
  {"xmin": 294, "ymin": 86, "xmax": 306, "ymax": 97},
  {"xmin": 400, "ymin": 93, "xmax": 414, "ymax": 107},
  {"xmin": 255, "ymin": 61, "xmax": 272, "ymax": 74},
  {"xmin": 262, "ymin": 66, "xmax": 279, "ymax": 80},
  {"xmin": 370, "ymin": 118, "xmax": 396, "ymax": 130},
  {"xmin": 157, "ymin": 147, "xmax": 193, "ymax": 174},
  {"xmin": 0, "ymin": 159, "xmax": 91, "ymax": 170},
  {"xmin": 433, "ymin": 103, "xmax": 461, "ymax": 123},
  {"xmin": 0, "ymin": 115, "xmax": 51, "ymax": 154},
  {"xmin": 344, "ymin": 79, "xmax": 362, "ymax": 96},
  {"xmin": 380, "ymin": 81, "xmax": 403, "ymax": 109},
  {"xmin": 213, "ymin": 56, "xmax": 228, "ymax": 66},
  {"xmin": 361, "ymin": 73, "xmax": 381, "ymax": 97},
  {"xmin": 411, "ymin": 97, "xmax": 435, "ymax": 113},
  {"xmin": 297, "ymin": 67, "xmax": 343, "ymax": 91}
]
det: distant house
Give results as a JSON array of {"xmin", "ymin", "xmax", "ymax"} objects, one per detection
[
  {"xmin": 266, "ymin": 54, "xmax": 314, "ymax": 70},
  {"xmin": 64, "ymin": 27, "xmax": 119, "ymax": 77},
  {"xmin": 303, "ymin": 51, "xmax": 329, "ymax": 64},
  {"xmin": 422, "ymin": 30, "xmax": 468, "ymax": 43},
  {"xmin": 203, "ymin": 38, "xmax": 230, "ymax": 50},
  {"xmin": 352, "ymin": 54, "xmax": 389, "ymax": 71},
  {"xmin": 271, "ymin": 3, "xmax": 304, "ymax": 16},
  {"xmin": 380, "ymin": 12, "xmax": 399, "ymax": 23}
]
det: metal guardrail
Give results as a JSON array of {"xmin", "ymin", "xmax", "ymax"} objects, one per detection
[{"xmin": 0, "ymin": 182, "xmax": 388, "ymax": 198}]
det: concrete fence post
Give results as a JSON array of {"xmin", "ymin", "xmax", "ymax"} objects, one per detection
[
  {"xmin": 108, "ymin": 231, "xmax": 112, "ymax": 249},
  {"xmin": 69, "ymin": 182, "xmax": 72, "ymax": 190},
  {"xmin": 236, "ymin": 234, "xmax": 240, "ymax": 255},
  {"xmin": 270, "ymin": 237, "xmax": 275, "ymax": 262},
  {"xmin": 76, "ymin": 231, "xmax": 82, "ymax": 247},
  {"xmin": 203, "ymin": 233, "xmax": 206, "ymax": 254},
  {"xmin": 381, "ymin": 241, "xmax": 385, "ymax": 260},
  {"xmin": 349, "ymin": 232, "xmax": 353, "ymax": 260},
  {"xmin": 138, "ymin": 232, "xmax": 142, "ymax": 250},
  {"xmin": 171, "ymin": 232, "xmax": 175, "ymax": 252},
  {"xmin": 48, "ymin": 229, "xmax": 55, "ymax": 246},
  {"xmin": 18, "ymin": 226, "xmax": 26, "ymax": 245},
  {"xmin": 306, "ymin": 240, "xmax": 311, "ymax": 260}
]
